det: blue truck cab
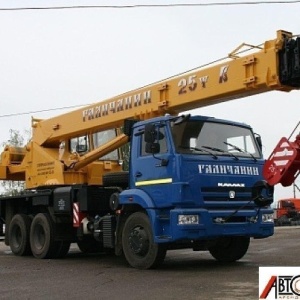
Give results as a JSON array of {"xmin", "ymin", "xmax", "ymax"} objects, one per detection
[{"xmin": 119, "ymin": 114, "xmax": 274, "ymax": 268}]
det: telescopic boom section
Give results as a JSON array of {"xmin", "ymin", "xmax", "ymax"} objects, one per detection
[
  {"xmin": 1, "ymin": 30, "xmax": 300, "ymax": 188},
  {"xmin": 33, "ymin": 30, "xmax": 300, "ymax": 147}
]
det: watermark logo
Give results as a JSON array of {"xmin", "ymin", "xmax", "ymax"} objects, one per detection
[{"xmin": 259, "ymin": 267, "xmax": 300, "ymax": 299}]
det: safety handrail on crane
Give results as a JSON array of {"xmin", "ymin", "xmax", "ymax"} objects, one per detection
[{"xmin": 32, "ymin": 30, "xmax": 299, "ymax": 148}]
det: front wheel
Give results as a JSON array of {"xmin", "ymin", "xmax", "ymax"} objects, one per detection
[
  {"xmin": 122, "ymin": 212, "xmax": 166, "ymax": 269},
  {"xmin": 208, "ymin": 236, "xmax": 250, "ymax": 262}
]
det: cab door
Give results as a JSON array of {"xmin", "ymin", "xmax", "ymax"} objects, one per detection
[{"xmin": 131, "ymin": 123, "xmax": 174, "ymax": 208}]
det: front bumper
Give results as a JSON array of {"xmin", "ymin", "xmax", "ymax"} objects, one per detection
[{"xmin": 151, "ymin": 207, "xmax": 274, "ymax": 243}]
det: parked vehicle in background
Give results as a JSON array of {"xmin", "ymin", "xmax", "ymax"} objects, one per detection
[{"xmin": 274, "ymin": 198, "xmax": 300, "ymax": 226}]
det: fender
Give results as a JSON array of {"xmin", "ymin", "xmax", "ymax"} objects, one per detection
[
  {"xmin": 119, "ymin": 189, "xmax": 170, "ymax": 243},
  {"xmin": 119, "ymin": 188, "xmax": 155, "ymax": 209}
]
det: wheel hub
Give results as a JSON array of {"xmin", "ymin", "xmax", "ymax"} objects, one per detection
[
  {"xmin": 128, "ymin": 226, "xmax": 149, "ymax": 256},
  {"xmin": 12, "ymin": 226, "xmax": 22, "ymax": 248},
  {"xmin": 33, "ymin": 224, "xmax": 46, "ymax": 250}
]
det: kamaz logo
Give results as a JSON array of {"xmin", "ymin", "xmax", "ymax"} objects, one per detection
[{"xmin": 218, "ymin": 183, "xmax": 245, "ymax": 187}]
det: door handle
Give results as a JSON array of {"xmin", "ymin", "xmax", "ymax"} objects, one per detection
[{"xmin": 135, "ymin": 172, "xmax": 142, "ymax": 177}]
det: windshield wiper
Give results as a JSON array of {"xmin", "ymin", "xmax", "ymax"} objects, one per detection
[
  {"xmin": 223, "ymin": 141, "xmax": 257, "ymax": 162},
  {"xmin": 202, "ymin": 145, "xmax": 239, "ymax": 160},
  {"xmin": 179, "ymin": 146, "xmax": 218, "ymax": 159}
]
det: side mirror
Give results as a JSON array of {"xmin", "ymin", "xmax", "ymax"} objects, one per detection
[
  {"xmin": 255, "ymin": 134, "xmax": 262, "ymax": 151},
  {"xmin": 144, "ymin": 123, "xmax": 164, "ymax": 143},
  {"xmin": 144, "ymin": 124, "xmax": 157, "ymax": 143}
]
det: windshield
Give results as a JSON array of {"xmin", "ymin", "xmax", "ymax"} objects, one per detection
[{"xmin": 171, "ymin": 119, "xmax": 261, "ymax": 159}]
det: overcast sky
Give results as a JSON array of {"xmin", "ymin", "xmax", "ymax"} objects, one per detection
[{"xmin": 0, "ymin": 0, "xmax": 299, "ymax": 201}]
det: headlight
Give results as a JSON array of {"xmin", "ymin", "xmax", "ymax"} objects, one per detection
[
  {"xmin": 178, "ymin": 215, "xmax": 199, "ymax": 225},
  {"xmin": 262, "ymin": 213, "xmax": 274, "ymax": 223}
]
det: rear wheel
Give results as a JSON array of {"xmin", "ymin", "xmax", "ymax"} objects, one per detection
[
  {"xmin": 208, "ymin": 236, "xmax": 250, "ymax": 262},
  {"xmin": 9, "ymin": 214, "xmax": 32, "ymax": 256},
  {"xmin": 30, "ymin": 213, "xmax": 58, "ymax": 259},
  {"xmin": 122, "ymin": 212, "xmax": 166, "ymax": 269}
]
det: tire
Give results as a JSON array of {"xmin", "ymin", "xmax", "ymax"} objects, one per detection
[
  {"xmin": 53, "ymin": 241, "xmax": 71, "ymax": 258},
  {"xmin": 9, "ymin": 214, "xmax": 32, "ymax": 256},
  {"xmin": 30, "ymin": 213, "xmax": 58, "ymax": 259},
  {"xmin": 208, "ymin": 236, "xmax": 250, "ymax": 262},
  {"xmin": 0, "ymin": 219, "xmax": 3, "ymax": 236},
  {"xmin": 103, "ymin": 172, "xmax": 129, "ymax": 188},
  {"xmin": 77, "ymin": 236, "xmax": 103, "ymax": 254},
  {"xmin": 122, "ymin": 212, "xmax": 166, "ymax": 269}
]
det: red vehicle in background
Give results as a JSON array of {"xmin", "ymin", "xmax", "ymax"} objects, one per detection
[{"xmin": 274, "ymin": 198, "xmax": 300, "ymax": 226}]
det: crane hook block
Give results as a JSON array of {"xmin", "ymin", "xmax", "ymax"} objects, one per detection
[{"xmin": 263, "ymin": 135, "xmax": 300, "ymax": 187}]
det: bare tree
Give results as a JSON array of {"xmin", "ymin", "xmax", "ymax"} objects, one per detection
[{"xmin": 0, "ymin": 129, "xmax": 30, "ymax": 196}]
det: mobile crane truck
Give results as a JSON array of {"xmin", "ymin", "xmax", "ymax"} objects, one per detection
[{"xmin": 0, "ymin": 30, "xmax": 299, "ymax": 269}]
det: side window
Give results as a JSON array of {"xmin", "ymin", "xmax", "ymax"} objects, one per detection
[
  {"xmin": 141, "ymin": 127, "xmax": 168, "ymax": 156},
  {"xmin": 70, "ymin": 135, "xmax": 89, "ymax": 155},
  {"xmin": 93, "ymin": 129, "xmax": 119, "ymax": 160}
]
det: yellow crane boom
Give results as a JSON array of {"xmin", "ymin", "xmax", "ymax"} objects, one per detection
[
  {"xmin": 0, "ymin": 29, "xmax": 299, "ymax": 189},
  {"xmin": 34, "ymin": 30, "xmax": 294, "ymax": 147}
]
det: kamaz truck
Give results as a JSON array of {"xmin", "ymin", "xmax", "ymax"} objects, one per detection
[{"xmin": 0, "ymin": 30, "xmax": 299, "ymax": 269}]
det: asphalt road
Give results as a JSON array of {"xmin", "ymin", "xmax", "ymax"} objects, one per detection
[{"xmin": 0, "ymin": 226, "xmax": 299, "ymax": 300}]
